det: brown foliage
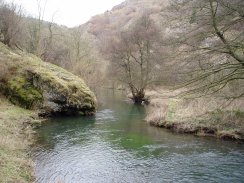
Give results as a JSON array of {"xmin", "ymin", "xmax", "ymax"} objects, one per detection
[{"xmin": 0, "ymin": 1, "xmax": 23, "ymax": 48}]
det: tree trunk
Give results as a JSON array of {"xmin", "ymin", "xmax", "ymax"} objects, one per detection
[{"xmin": 132, "ymin": 90, "xmax": 145, "ymax": 105}]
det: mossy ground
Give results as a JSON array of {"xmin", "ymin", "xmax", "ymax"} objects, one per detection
[
  {"xmin": 7, "ymin": 74, "xmax": 43, "ymax": 109},
  {"xmin": 0, "ymin": 96, "xmax": 39, "ymax": 182}
]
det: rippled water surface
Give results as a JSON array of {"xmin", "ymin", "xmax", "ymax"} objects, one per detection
[{"xmin": 33, "ymin": 90, "xmax": 244, "ymax": 183}]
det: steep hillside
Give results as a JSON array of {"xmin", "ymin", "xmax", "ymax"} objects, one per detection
[
  {"xmin": 75, "ymin": 0, "xmax": 172, "ymax": 89},
  {"xmin": 82, "ymin": 0, "xmax": 168, "ymax": 40}
]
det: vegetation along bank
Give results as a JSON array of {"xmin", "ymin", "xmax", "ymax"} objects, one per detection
[{"xmin": 145, "ymin": 89, "xmax": 244, "ymax": 141}]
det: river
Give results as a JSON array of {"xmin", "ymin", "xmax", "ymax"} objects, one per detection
[{"xmin": 33, "ymin": 90, "xmax": 244, "ymax": 183}]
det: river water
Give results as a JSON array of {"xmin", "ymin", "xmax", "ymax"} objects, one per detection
[{"xmin": 33, "ymin": 90, "xmax": 244, "ymax": 183}]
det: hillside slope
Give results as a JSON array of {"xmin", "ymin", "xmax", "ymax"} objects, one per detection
[{"xmin": 83, "ymin": 0, "xmax": 168, "ymax": 38}]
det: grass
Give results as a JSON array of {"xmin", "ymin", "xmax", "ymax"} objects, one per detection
[
  {"xmin": 0, "ymin": 96, "xmax": 40, "ymax": 182},
  {"xmin": 145, "ymin": 88, "xmax": 244, "ymax": 141}
]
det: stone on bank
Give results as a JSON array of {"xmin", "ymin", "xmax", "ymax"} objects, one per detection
[{"xmin": 0, "ymin": 43, "xmax": 96, "ymax": 116}]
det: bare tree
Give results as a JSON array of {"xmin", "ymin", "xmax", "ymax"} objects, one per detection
[
  {"xmin": 104, "ymin": 12, "xmax": 161, "ymax": 104},
  {"xmin": 27, "ymin": 0, "xmax": 47, "ymax": 56},
  {"xmin": 165, "ymin": 0, "xmax": 244, "ymax": 98},
  {"xmin": 0, "ymin": 1, "xmax": 23, "ymax": 48},
  {"xmin": 70, "ymin": 28, "xmax": 106, "ymax": 91}
]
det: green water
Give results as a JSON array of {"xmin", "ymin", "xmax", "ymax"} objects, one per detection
[{"xmin": 33, "ymin": 90, "xmax": 244, "ymax": 183}]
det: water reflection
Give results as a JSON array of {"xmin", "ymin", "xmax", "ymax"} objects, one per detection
[{"xmin": 33, "ymin": 90, "xmax": 244, "ymax": 183}]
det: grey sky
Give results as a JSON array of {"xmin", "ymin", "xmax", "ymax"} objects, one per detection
[{"xmin": 6, "ymin": 0, "xmax": 124, "ymax": 27}]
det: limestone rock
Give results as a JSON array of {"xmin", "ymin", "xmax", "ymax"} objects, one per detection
[{"xmin": 0, "ymin": 43, "xmax": 96, "ymax": 116}]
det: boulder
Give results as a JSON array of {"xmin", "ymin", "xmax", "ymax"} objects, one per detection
[{"xmin": 0, "ymin": 43, "xmax": 96, "ymax": 116}]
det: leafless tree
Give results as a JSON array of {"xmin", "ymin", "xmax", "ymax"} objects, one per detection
[
  {"xmin": 70, "ymin": 28, "xmax": 106, "ymax": 91},
  {"xmin": 27, "ymin": 0, "xmax": 47, "ymax": 56},
  {"xmin": 165, "ymin": 0, "xmax": 244, "ymax": 98},
  {"xmin": 0, "ymin": 1, "xmax": 23, "ymax": 48},
  {"xmin": 104, "ymin": 12, "xmax": 162, "ymax": 104}
]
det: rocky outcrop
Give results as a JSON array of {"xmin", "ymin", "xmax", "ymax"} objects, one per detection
[{"xmin": 0, "ymin": 43, "xmax": 96, "ymax": 116}]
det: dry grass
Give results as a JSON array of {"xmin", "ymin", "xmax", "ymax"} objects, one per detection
[
  {"xmin": 0, "ymin": 96, "xmax": 39, "ymax": 182},
  {"xmin": 145, "ymin": 87, "xmax": 244, "ymax": 140}
]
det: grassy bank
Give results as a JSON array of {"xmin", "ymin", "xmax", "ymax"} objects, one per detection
[
  {"xmin": 0, "ymin": 96, "xmax": 41, "ymax": 182},
  {"xmin": 145, "ymin": 88, "xmax": 244, "ymax": 141}
]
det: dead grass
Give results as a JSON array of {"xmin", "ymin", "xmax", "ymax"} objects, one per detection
[
  {"xmin": 0, "ymin": 96, "xmax": 40, "ymax": 182},
  {"xmin": 145, "ymin": 87, "xmax": 244, "ymax": 141}
]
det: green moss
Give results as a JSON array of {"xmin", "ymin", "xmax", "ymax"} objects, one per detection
[
  {"xmin": 0, "ymin": 42, "xmax": 96, "ymax": 114},
  {"xmin": 7, "ymin": 75, "xmax": 43, "ymax": 109}
]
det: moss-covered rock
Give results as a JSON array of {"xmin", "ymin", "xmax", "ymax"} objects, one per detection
[
  {"xmin": 0, "ymin": 43, "xmax": 96, "ymax": 116},
  {"xmin": 6, "ymin": 74, "xmax": 43, "ymax": 109}
]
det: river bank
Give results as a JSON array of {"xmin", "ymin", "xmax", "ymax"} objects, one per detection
[
  {"xmin": 0, "ymin": 96, "xmax": 43, "ymax": 182},
  {"xmin": 0, "ymin": 42, "xmax": 96, "ymax": 182},
  {"xmin": 32, "ymin": 89, "xmax": 244, "ymax": 182},
  {"xmin": 145, "ymin": 88, "xmax": 244, "ymax": 141}
]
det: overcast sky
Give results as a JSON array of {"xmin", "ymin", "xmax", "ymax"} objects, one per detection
[{"xmin": 5, "ymin": 0, "xmax": 124, "ymax": 27}]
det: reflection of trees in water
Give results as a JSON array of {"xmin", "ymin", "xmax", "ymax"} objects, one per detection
[
  {"xmin": 124, "ymin": 104, "xmax": 146, "ymax": 130},
  {"xmin": 96, "ymin": 89, "xmax": 127, "ymax": 109},
  {"xmin": 34, "ymin": 116, "xmax": 96, "ymax": 151}
]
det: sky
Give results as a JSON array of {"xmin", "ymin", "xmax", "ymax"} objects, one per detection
[{"xmin": 5, "ymin": 0, "xmax": 124, "ymax": 27}]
